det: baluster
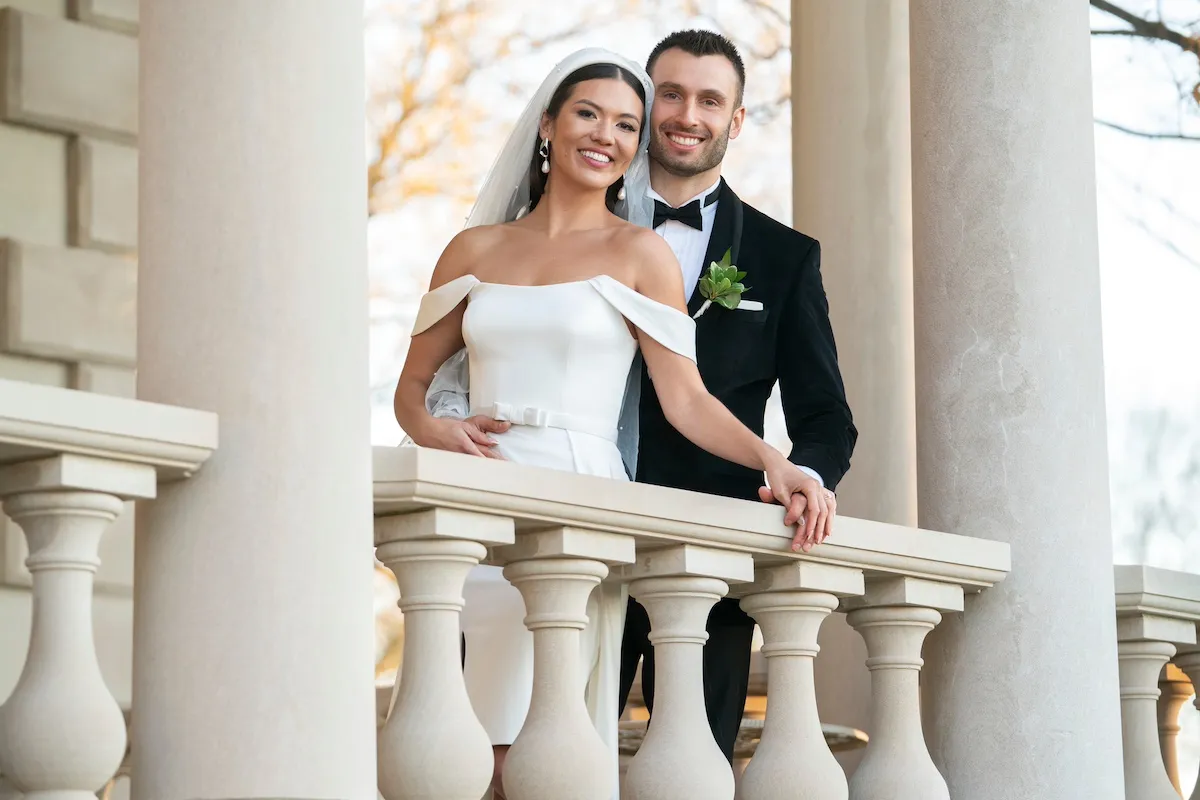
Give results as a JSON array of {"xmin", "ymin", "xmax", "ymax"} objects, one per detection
[
  {"xmin": 495, "ymin": 526, "xmax": 635, "ymax": 800},
  {"xmin": 0, "ymin": 491, "xmax": 130, "ymax": 799},
  {"xmin": 846, "ymin": 577, "xmax": 961, "ymax": 800},
  {"xmin": 375, "ymin": 508, "xmax": 514, "ymax": 800},
  {"xmin": 622, "ymin": 544, "xmax": 754, "ymax": 800},
  {"xmin": 736, "ymin": 563, "xmax": 863, "ymax": 800},
  {"xmin": 1120, "ymin": 638, "xmax": 1184, "ymax": 800},
  {"xmin": 1171, "ymin": 650, "xmax": 1200, "ymax": 800},
  {"xmin": 1158, "ymin": 663, "xmax": 1193, "ymax": 795},
  {"xmin": 501, "ymin": 559, "xmax": 610, "ymax": 799}
]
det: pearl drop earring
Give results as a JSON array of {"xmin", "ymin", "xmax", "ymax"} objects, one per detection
[
  {"xmin": 617, "ymin": 183, "xmax": 626, "ymax": 201},
  {"xmin": 539, "ymin": 138, "xmax": 550, "ymax": 174}
]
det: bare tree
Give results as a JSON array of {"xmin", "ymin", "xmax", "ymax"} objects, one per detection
[{"xmin": 1091, "ymin": 0, "xmax": 1200, "ymax": 141}]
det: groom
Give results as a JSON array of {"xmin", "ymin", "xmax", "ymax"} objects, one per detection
[{"xmin": 618, "ymin": 29, "xmax": 856, "ymax": 761}]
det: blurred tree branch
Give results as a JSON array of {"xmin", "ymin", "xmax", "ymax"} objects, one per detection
[
  {"xmin": 1097, "ymin": 118, "xmax": 1200, "ymax": 140},
  {"xmin": 367, "ymin": 0, "xmax": 792, "ymax": 217},
  {"xmin": 1091, "ymin": 0, "xmax": 1200, "ymax": 137},
  {"xmin": 1091, "ymin": 0, "xmax": 1200, "ymax": 55},
  {"xmin": 366, "ymin": 0, "xmax": 615, "ymax": 217}
]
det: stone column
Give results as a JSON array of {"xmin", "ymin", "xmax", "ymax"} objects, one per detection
[
  {"xmin": 910, "ymin": 3, "xmax": 1125, "ymax": 798},
  {"xmin": 133, "ymin": 4, "xmax": 376, "ymax": 800},
  {"xmin": 790, "ymin": 0, "xmax": 915, "ymax": 527},
  {"xmin": 791, "ymin": 2, "xmax": 914, "ymax": 770}
]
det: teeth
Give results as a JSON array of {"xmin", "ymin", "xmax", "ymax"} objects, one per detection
[
  {"xmin": 668, "ymin": 134, "xmax": 702, "ymax": 146},
  {"xmin": 580, "ymin": 150, "xmax": 612, "ymax": 163}
]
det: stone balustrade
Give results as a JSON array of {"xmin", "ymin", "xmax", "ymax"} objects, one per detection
[
  {"xmin": 373, "ymin": 445, "xmax": 1011, "ymax": 800},
  {"xmin": 0, "ymin": 378, "xmax": 216, "ymax": 799},
  {"xmin": 1119, "ymin": 565, "xmax": 1200, "ymax": 800}
]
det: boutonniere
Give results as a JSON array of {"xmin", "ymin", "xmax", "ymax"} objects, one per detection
[{"xmin": 693, "ymin": 248, "xmax": 748, "ymax": 319}]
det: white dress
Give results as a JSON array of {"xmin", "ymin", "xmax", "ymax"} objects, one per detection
[{"xmin": 411, "ymin": 273, "xmax": 696, "ymax": 789}]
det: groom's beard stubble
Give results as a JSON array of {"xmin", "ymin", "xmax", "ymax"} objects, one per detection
[{"xmin": 649, "ymin": 122, "xmax": 732, "ymax": 178}]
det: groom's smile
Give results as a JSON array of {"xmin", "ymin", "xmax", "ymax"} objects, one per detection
[{"xmin": 664, "ymin": 132, "xmax": 705, "ymax": 149}]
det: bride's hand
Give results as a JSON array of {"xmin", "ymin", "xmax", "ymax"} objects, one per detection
[
  {"xmin": 759, "ymin": 454, "xmax": 834, "ymax": 553},
  {"xmin": 422, "ymin": 416, "xmax": 511, "ymax": 459}
]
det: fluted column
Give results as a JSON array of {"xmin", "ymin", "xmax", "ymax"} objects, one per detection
[
  {"xmin": 911, "ymin": 2, "xmax": 1124, "ymax": 797},
  {"xmin": 135, "ymin": 3, "xmax": 376, "ymax": 799},
  {"xmin": 1120, "ymin": 640, "xmax": 1181, "ymax": 800},
  {"xmin": 1171, "ymin": 651, "xmax": 1200, "ymax": 800},
  {"xmin": 847, "ymin": 606, "xmax": 947, "ymax": 800},
  {"xmin": 501, "ymin": 558, "xmax": 612, "ymax": 800},
  {"xmin": 1158, "ymin": 664, "xmax": 1193, "ymax": 794},
  {"xmin": 737, "ymin": 591, "xmax": 845, "ymax": 800},
  {"xmin": 624, "ymin": 575, "xmax": 736, "ymax": 800},
  {"xmin": 0, "ymin": 491, "xmax": 129, "ymax": 799}
]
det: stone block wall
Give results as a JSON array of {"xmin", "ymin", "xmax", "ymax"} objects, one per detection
[{"xmin": 0, "ymin": 0, "xmax": 138, "ymax": 734}]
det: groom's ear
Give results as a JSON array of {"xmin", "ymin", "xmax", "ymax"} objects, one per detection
[{"xmin": 729, "ymin": 105, "xmax": 747, "ymax": 141}]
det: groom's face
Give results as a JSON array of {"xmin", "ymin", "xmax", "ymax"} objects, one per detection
[{"xmin": 648, "ymin": 49, "xmax": 745, "ymax": 178}]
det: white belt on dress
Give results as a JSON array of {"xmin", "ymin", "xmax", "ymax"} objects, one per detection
[{"xmin": 482, "ymin": 401, "xmax": 617, "ymax": 443}]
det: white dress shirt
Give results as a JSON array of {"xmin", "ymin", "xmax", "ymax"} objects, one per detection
[
  {"xmin": 647, "ymin": 180, "xmax": 825, "ymax": 488},
  {"xmin": 648, "ymin": 179, "xmax": 721, "ymax": 302}
]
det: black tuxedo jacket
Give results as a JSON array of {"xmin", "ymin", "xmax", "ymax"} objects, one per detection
[{"xmin": 636, "ymin": 179, "xmax": 857, "ymax": 501}]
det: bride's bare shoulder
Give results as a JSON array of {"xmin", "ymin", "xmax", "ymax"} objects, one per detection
[
  {"xmin": 429, "ymin": 225, "xmax": 510, "ymax": 288},
  {"xmin": 608, "ymin": 224, "xmax": 686, "ymax": 304}
]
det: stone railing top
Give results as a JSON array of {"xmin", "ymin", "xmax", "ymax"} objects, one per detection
[
  {"xmin": 1114, "ymin": 565, "xmax": 1200, "ymax": 646},
  {"xmin": 373, "ymin": 446, "xmax": 1011, "ymax": 592},
  {"xmin": 1115, "ymin": 565, "xmax": 1200, "ymax": 623},
  {"xmin": 0, "ymin": 378, "xmax": 218, "ymax": 480}
]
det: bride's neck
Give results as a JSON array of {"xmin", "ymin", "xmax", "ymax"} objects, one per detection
[{"xmin": 530, "ymin": 180, "xmax": 611, "ymax": 236}]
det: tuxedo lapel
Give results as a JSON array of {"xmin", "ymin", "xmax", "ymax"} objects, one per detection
[{"xmin": 687, "ymin": 179, "xmax": 745, "ymax": 318}]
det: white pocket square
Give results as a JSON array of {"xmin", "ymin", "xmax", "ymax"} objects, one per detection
[{"xmin": 736, "ymin": 300, "xmax": 764, "ymax": 312}]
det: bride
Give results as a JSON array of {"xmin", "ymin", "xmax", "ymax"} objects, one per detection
[{"xmin": 393, "ymin": 48, "xmax": 814, "ymax": 799}]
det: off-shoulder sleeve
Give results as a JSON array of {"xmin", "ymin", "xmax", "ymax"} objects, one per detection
[
  {"xmin": 587, "ymin": 275, "xmax": 696, "ymax": 361},
  {"xmin": 411, "ymin": 274, "xmax": 481, "ymax": 336}
]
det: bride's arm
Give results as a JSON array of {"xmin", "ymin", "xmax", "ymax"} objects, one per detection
[
  {"xmin": 394, "ymin": 230, "xmax": 509, "ymax": 457},
  {"xmin": 630, "ymin": 232, "xmax": 830, "ymax": 551}
]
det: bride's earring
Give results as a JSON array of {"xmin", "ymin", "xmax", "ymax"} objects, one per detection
[
  {"xmin": 616, "ymin": 179, "xmax": 626, "ymax": 201},
  {"xmin": 539, "ymin": 138, "xmax": 550, "ymax": 174}
]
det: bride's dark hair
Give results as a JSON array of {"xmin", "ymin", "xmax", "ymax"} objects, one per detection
[{"xmin": 527, "ymin": 63, "xmax": 647, "ymax": 214}]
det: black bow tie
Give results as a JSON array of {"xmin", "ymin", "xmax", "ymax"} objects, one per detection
[
  {"xmin": 653, "ymin": 199, "xmax": 704, "ymax": 231},
  {"xmin": 653, "ymin": 189, "xmax": 720, "ymax": 231}
]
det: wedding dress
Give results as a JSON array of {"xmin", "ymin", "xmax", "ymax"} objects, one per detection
[{"xmin": 412, "ymin": 272, "xmax": 695, "ymax": 792}]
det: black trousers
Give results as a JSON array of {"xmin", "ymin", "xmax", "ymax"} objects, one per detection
[{"xmin": 618, "ymin": 595, "xmax": 757, "ymax": 762}]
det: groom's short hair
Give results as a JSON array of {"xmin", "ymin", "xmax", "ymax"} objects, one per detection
[{"xmin": 646, "ymin": 29, "xmax": 746, "ymax": 106}]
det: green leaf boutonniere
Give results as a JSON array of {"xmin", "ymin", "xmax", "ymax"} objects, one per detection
[{"xmin": 694, "ymin": 248, "xmax": 748, "ymax": 319}]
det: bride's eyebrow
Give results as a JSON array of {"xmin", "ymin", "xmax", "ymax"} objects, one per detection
[{"xmin": 573, "ymin": 99, "xmax": 640, "ymax": 123}]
